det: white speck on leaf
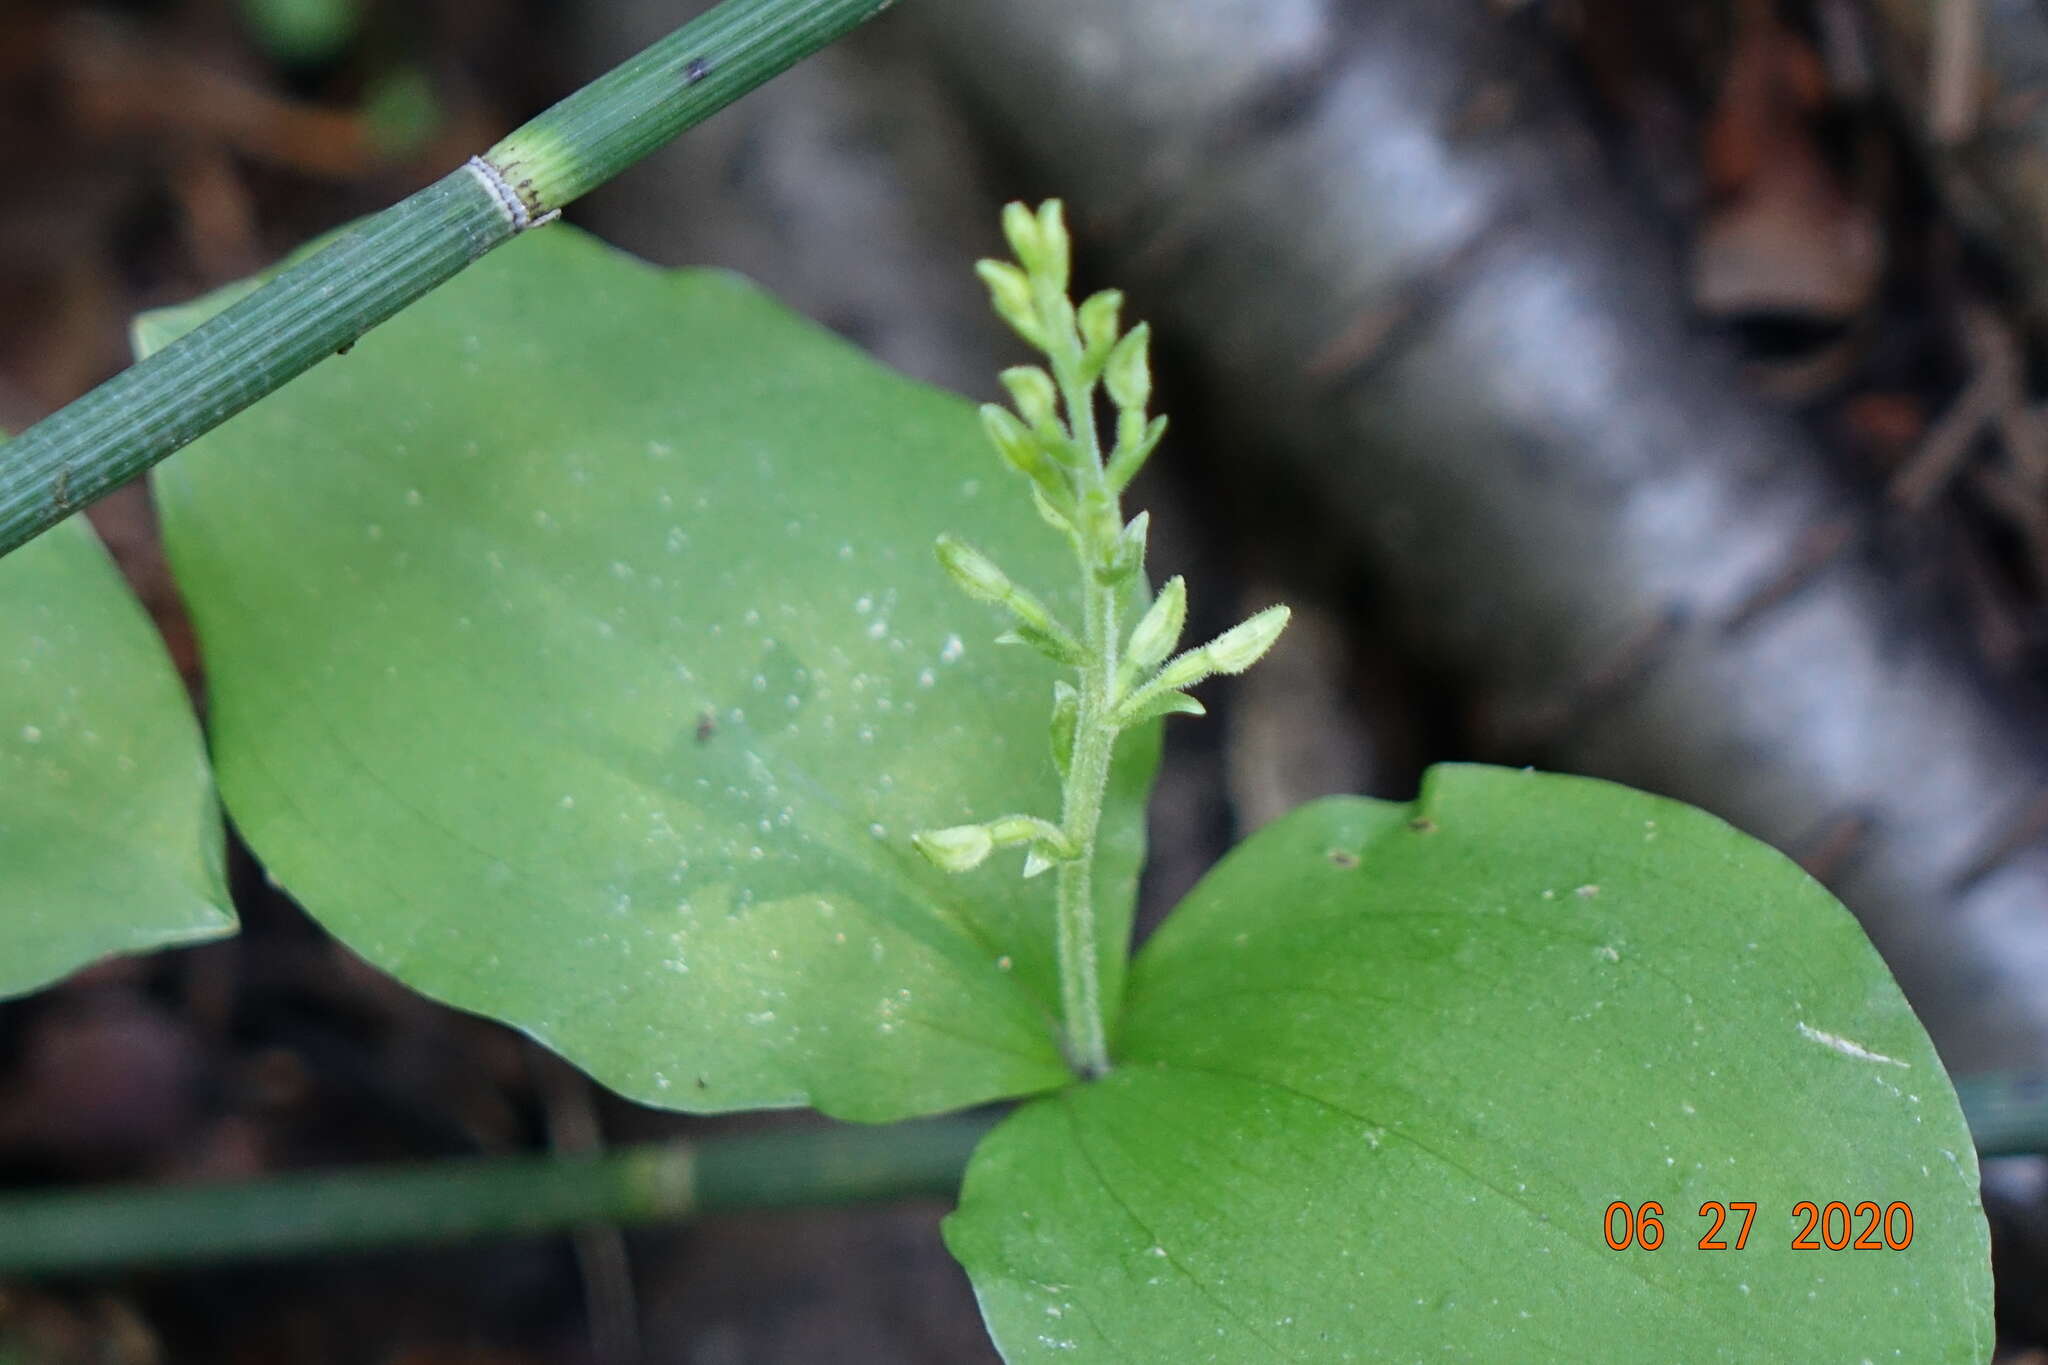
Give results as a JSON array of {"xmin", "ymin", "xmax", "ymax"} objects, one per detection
[{"xmin": 1797, "ymin": 1021, "xmax": 1909, "ymax": 1067}]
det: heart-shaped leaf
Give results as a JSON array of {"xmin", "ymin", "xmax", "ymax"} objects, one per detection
[
  {"xmin": 0, "ymin": 514, "xmax": 231, "ymax": 997},
  {"xmin": 948, "ymin": 765, "xmax": 1991, "ymax": 1360},
  {"xmin": 144, "ymin": 228, "xmax": 1157, "ymax": 1120}
]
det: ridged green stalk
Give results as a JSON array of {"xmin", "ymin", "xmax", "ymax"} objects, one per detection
[
  {"xmin": 0, "ymin": 0, "xmax": 894, "ymax": 562},
  {"xmin": 0, "ymin": 1116, "xmax": 987, "ymax": 1276}
]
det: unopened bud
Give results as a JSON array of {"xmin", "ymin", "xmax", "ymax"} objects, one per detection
[
  {"xmin": 976, "ymin": 260, "xmax": 1044, "ymax": 348},
  {"xmin": 1031, "ymin": 484, "xmax": 1075, "ymax": 537},
  {"xmin": 1126, "ymin": 575, "xmax": 1187, "ymax": 678},
  {"xmin": 1154, "ymin": 604, "xmax": 1291, "ymax": 692},
  {"xmin": 1105, "ymin": 323, "xmax": 1152, "ymax": 413},
  {"xmin": 935, "ymin": 535, "xmax": 1013, "ymax": 605},
  {"xmin": 1036, "ymin": 200, "xmax": 1072, "ymax": 290},
  {"xmin": 1002, "ymin": 202, "xmax": 1046, "ymax": 273},
  {"xmin": 913, "ymin": 824, "xmax": 994, "ymax": 873},
  {"xmin": 1049, "ymin": 681, "xmax": 1079, "ymax": 778},
  {"xmin": 1001, "ymin": 366, "xmax": 1061, "ymax": 434},
  {"xmin": 1107, "ymin": 414, "xmax": 1169, "ymax": 492},
  {"xmin": 980, "ymin": 405, "xmax": 1050, "ymax": 484},
  {"xmin": 1204, "ymin": 604, "xmax": 1292, "ymax": 674},
  {"xmin": 1078, "ymin": 290, "xmax": 1124, "ymax": 375},
  {"xmin": 1097, "ymin": 511, "xmax": 1149, "ymax": 587},
  {"xmin": 996, "ymin": 620, "xmax": 1088, "ymax": 668}
]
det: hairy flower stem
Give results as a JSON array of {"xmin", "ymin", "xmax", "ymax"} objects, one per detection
[
  {"xmin": 1041, "ymin": 269, "xmax": 1121, "ymax": 1077},
  {"xmin": 1057, "ymin": 561, "xmax": 1120, "ymax": 1077}
]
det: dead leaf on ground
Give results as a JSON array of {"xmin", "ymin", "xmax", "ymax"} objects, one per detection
[{"xmin": 1694, "ymin": 0, "xmax": 1883, "ymax": 322}]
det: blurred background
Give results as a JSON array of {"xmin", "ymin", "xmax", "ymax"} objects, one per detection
[{"xmin": 6, "ymin": 0, "xmax": 2048, "ymax": 1358}]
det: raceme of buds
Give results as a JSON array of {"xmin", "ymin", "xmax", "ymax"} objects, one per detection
[{"xmin": 925, "ymin": 199, "xmax": 1292, "ymax": 960}]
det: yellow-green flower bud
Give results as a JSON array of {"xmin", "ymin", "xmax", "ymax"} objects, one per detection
[
  {"xmin": 1002, "ymin": 202, "xmax": 1045, "ymax": 273},
  {"xmin": 935, "ymin": 534, "xmax": 1014, "ymax": 605},
  {"xmin": 1107, "ymin": 414, "xmax": 1169, "ymax": 492},
  {"xmin": 980, "ymin": 404, "xmax": 1047, "ymax": 482},
  {"xmin": 913, "ymin": 824, "xmax": 994, "ymax": 873},
  {"xmin": 1154, "ymin": 605, "xmax": 1291, "ymax": 693},
  {"xmin": 996, "ymin": 620, "xmax": 1088, "ymax": 668},
  {"xmin": 1205, "ymin": 604, "xmax": 1292, "ymax": 674},
  {"xmin": 1049, "ymin": 680, "xmax": 1079, "ymax": 778},
  {"xmin": 976, "ymin": 259, "xmax": 1044, "ymax": 348},
  {"xmin": 1031, "ymin": 484, "xmax": 1076, "ymax": 537},
  {"xmin": 1105, "ymin": 323, "xmax": 1152, "ymax": 413},
  {"xmin": 1036, "ymin": 200, "xmax": 1072, "ymax": 290},
  {"xmin": 1078, "ymin": 290, "xmax": 1124, "ymax": 374},
  {"xmin": 1001, "ymin": 366, "xmax": 1061, "ymax": 435},
  {"xmin": 1126, "ymin": 575, "xmax": 1188, "ymax": 679}
]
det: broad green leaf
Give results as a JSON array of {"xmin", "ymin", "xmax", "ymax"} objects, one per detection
[
  {"xmin": 144, "ymin": 227, "xmax": 1157, "ymax": 1121},
  {"xmin": 0, "ymin": 515, "xmax": 231, "ymax": 997},
  {"xmin": 949, "ymin": 765, "xmax": 1991, "ymax": 1361}
]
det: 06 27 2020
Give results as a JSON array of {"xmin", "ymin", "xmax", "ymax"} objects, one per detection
[{"xmin": 1603, "ymin": 1200, "xmax": 1915, "ymax": 1251}]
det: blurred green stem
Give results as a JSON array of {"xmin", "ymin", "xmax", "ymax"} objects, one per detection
[
  {"xmin": 0, "ymin": 1080, "xmax": 2040, "ymax": 1279},
  {"xmin": 0, "ymin": 1116, "xmax": 990, "ymax": 1276}
]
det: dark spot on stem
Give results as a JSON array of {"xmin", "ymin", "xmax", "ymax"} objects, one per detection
[
  {"xmin": 684, "ymin": 56, "xmax": 713, "ymax": 86},
  {"xmin": 336, "ymin": 339, "xmax": 356, "ymax": 356},
  {"xmin": 1408, "ymin": 817, "xmax": 1438, "ymax": 834},
  {"xmin": 1327, "ymin": 849, "xmax": 1360, "ymax": 869},
  {"xmin": 696, "ymin": 711, "xmax": 717, "ymax": 744},
  {"xmin": 53, "ymin": 468, "xmax": 71, "ymax": 509}
]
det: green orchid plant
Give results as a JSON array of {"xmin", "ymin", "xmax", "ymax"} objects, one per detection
[{"xmin": 0, "ymin": 195, "xmax": 1994, "ymax": 1361}]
